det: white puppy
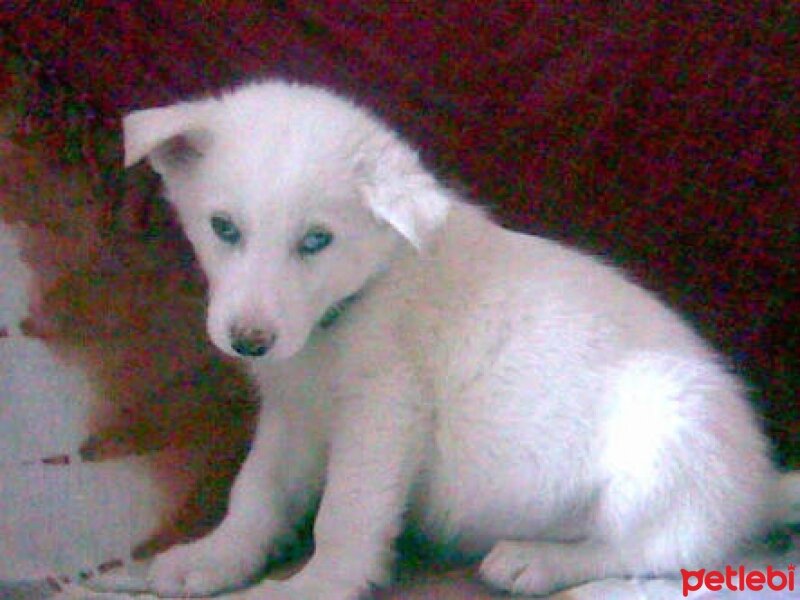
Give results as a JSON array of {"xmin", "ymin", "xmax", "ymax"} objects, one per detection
[{"xmin": 123, "ymin": 81, "xmax": 797, "ymax": 599}]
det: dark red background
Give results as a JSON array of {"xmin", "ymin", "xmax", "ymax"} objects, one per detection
[{"xmin": 2, "ymin": 1, "xmax": 797, "ymax": 457}]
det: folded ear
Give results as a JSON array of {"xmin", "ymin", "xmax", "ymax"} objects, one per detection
[
  {"xmin": 122, "ymin": 103, "xmax": 210, "ymax": 175},
  {"xmin": 361, "ymin": 137, "xmax": 450, "ymax": 250}
]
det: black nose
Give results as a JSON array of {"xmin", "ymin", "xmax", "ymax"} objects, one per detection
[{"xmin": 229, "ymin": 326, "xmax": 276, "ymax": 357}]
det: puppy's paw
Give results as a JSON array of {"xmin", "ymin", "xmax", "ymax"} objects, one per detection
[
  {"xmin": 479, "ymin": 540, "xmax": 555, "ymax": 595},
  {"xmin": 148, "ymin": 532, "xmax": 263, "ymax": 597}
]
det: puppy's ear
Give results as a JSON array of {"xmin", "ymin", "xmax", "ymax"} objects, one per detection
[
  {"xmin": 361, "ymin": 137, "xmax": 450, "ymax": 250},
  {"xmin": 122, "ymin": 104, "xmax": 210, "ymax": 175}
]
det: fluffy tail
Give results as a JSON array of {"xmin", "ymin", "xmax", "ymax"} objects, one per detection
[{"xmin": 772, "ymin": 471, "xmax": 800, "ymax": 524}]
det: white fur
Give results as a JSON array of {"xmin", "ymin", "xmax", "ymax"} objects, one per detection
[{"xmin": 123, "ymin": 81, "xmax": 792, "ymax": 599}]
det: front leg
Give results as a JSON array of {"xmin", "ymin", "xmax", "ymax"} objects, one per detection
[
  {"xmin": 245, "ymin": 364, "xmax": 426, "ymax": 599},
  {"xmin": 148, "ymin": 402, "xmax": 324, "ymax": 597}
]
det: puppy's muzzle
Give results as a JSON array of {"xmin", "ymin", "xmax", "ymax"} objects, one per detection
[{"xmin": 229, "ymin": 325, "xmax": 277, "ymax": 357}]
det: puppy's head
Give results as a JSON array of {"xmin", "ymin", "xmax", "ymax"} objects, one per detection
[{"xmin": 123, "ymin": 81, "xmax": 450, "ymax": 360}]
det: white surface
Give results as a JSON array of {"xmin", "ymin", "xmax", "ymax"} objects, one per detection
[
  {"xmin": 0, "ymin": 222, "xmax": 168, "ymax": 582},
  {"xmin": 0, "ymin": 338, "xmax": 94, "ymax": 460}
]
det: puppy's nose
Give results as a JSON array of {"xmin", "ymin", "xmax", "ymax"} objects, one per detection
[{"xmin": 229, "ymin": 326, "xmax": 276, "ymax": 357}]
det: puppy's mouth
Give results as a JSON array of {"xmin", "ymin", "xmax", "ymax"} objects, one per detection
[{"xmin": 318, "ymin": 292, "xmax": 361, "ymax": 329}]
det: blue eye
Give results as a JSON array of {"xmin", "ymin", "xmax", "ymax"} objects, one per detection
[
  {"xmin": 211, "ymin": 214, "xmax": 241, "ymax": 245},
  {"xmin": 298, "ymin": 226, "xmax": 334, "ymax": 256}
]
